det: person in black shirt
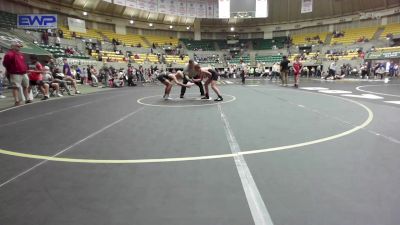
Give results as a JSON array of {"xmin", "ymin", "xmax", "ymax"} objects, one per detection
[
  {"xmin": 280, "ymin": 56, "xmax": 290, "ymax": 86},
  {"xmin": 157, "ymin": 71, "xmax": 194, "ymax": 100}
]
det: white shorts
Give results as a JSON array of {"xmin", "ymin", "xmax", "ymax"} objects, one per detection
[{"xmin": 10, "ymin": 74, "xmax": 29, "ymax": 88}]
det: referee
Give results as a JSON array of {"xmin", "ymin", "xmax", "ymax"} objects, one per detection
[{"xmin": 180, "ymin": 60, "xmax": 205, "ymax": 98}]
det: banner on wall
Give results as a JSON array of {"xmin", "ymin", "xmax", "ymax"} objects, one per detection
[
  {"xmin": 218, "ymin": 0, "xmax": 230, "ymax": 18},
  {"xmin": 206, "ymin": 0, "xmax": 214, "ymax": 18},
  {"xmin": 196, "ymin": 0, "xmax": 207, "ymax": 18},
  {"xmin": 108, "ymin": 0, "xmax": 224, "ymax": 18},
  {"xmin": 301, "ymin": 0, "xmax": 313, "ymax": 13},
  {"xmin": 255, "ymin": 0, "xmax": 268, "ymax": 18},
  {"xmin": 126, "ymin": 0, "xmax": 138, "ymax": 8},
  {"xmin": 213, "ymin": 0, "xmax": 219, "ymax": 19},
  {"xmin": 67, "ymin": 17, "xmax": 86, "ymax": 33},
  {"xmin": 186, "ymin": 0, "xmax": 197, "ymax": 17},
  {"xmin": 17, "ymin": 14, "xmax": 58, "ymax": 29},
  {"xmin": 176, "ymin": 0, "xmax": 187, "ymax": 16},
  {"xmin": 147, "ymin": 0, "xmax": 158, "ymax": 12},
  {"xmin": 366, "ymin": 51, "xmax": 400, "ymax": 60},
  {"xmin": 158, "ymin": 0, "xmax": 169, "ymax": 14},
  {"xmin": 168, "ymin": 0, "xmax": 179, "ymax": 16},
  {"xmin": 114, "ymin": 0, "xmax": 126, "ymax": 6},
  {"xmin": 136, "ymin": 0, "xmax": 147, "ymax": 10}
]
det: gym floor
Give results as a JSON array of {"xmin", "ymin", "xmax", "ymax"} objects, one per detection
[{"xmin": 0, "ymin": 78, "xmax": 399, "ymax": 225}]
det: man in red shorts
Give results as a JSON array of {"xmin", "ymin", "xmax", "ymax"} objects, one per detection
[{"xmin": 28, "ymin": 55, "xmax": 50, "ymax": 100}]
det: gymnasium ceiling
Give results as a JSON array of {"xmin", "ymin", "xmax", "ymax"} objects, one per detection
[{"xmin": 44, "ymin": 0, "xmax": 400, "ymax": 26}]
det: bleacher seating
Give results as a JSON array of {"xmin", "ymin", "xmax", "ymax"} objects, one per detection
[
  {"xmin": 288, "ymin": 52, "xmax": 319, "ymax": 62},
  {"xmin": 194, "ymin": 54, "xmax": 220, "ymax": 64},
  {"xmin": 58, "ymin": 25, "xmax": 72, "ymax": 39},
  {"xmin": 273, "ymin": 37, "xmax": 287, "ymax": 48},
  {"xmin": 181, "ymin": 39, "xmax": 215, "ymax": 51},
  {"xmin": 146, "ymin": 35, "xmax": 179, "ymax": 47},
  {"xmin": 100, "ymin": 30, "xmax": 148, "ymax": 48},
  {"xmin": 330, "ymin": 26, "xmax": 378, "ymax": 45},
  {"xmin": 255, "ymin": 55, "xmax": 282, "ymax": 63},
  {"xmin": 38, "ymin": 44, "xmax": 90, "ymax": 59},
  {"xmin": 0, "ymin": 11, "xmax": 16, "ymax": 28},
  {"xmin": 381, "ymin": 23, "xmax": 400, "ymax": 39},
  {"xmin": 91, "ymin": 51, "xmax": 125, "ymax": 62},
  {"xmin": 75, "ymin": 29, "xmax": 103, "ymax": 41},
  {"xmin": 291, "ymin": 32, "xmax": 328, "ymax": 45},
  {"xmin": 59, "ymin": 26, "xmax": 103, "ymax": 41},
  {"xmin": 228, "ymin": 56, "xmax": 250, "ymax": 64},
  {"xmin": 165, "ymin": 55, "xmax": 190, "ymax": 64},
  {"xmin": 252, "ymin": 37, "xmax": 286, "ymax": 50},
  {"xmin": 131, "ymin": 53, "xmax": 159, "ymax": 64},
  {"xmin": 252, "ymin": 39, "xmax": 274, "ymax": 50},
  {"xmin": 215, "ymin": 40, "xmax": 228, "ymax": 49}
]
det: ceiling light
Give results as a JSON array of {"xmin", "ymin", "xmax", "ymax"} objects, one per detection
[
  {"xmin": 186, "ymin": 26, "xmax": 190, "ymax": 30},
  {"xmin": 130, "ymin": 20, "xmax": 134, "ymax": 24},
  {"xmin": 169, "ymin": 25, "xmax": 173, "ymax": 29},
  {"xmin": 230, "ymin": 27, "xmax": 235, "ymax": 31},
  {"xmin": 149, "ymin": 23, "xmax": 153, "ymax": 27},
  {"xmin": 83, "ymin": 11, "xmax": 88, "ymax": 16}
]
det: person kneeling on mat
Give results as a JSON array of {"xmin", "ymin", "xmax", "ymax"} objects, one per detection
[
  {"xmin": 193, "ymin": 65, "xmax": 223, "ymax": 101},
  {"xmin": 157, "ymin": 71, "xmax": 194, "ymax": 100}
]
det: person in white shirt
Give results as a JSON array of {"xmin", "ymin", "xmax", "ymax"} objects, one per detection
[
  {"xmin": 376, "ymin": 64, "xmax": 386, "ymax": 80},
  {"xmin": 269, "ymin": 63, "xmax": 281, "ymax": 81},
  {"xmin": 316, "ymin": 65, "xmax": 322, "ymax": 77},
  {"xmin": 180, "ymin": 59, "xmax": 205, "ymax": 98},
  {"xmin": 324, "ymin": 60, "xmax": 337, "ymax": 80},
  {"xmin": 55, "ymin": 36, "xmax": 61, "ymax": 47}
]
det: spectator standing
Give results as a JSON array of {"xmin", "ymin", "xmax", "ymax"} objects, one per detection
[
  {"xmin": 88, "ymin": 65, "xmax": 98, "ymax": 87},
  {"xmin": 2, "ymin": 42, "xmax": 30, "ymax": 106},
  {"xmin": 58, "ymin": 29, "xmax": 64, "ymax": 38},
  {"xmin": 389, "ymin": 61, "xmax": 395, "ymax": 77},
  {"xmin": 316, "ymin": 65, "xmax": 322, "ymax": 77},
  {"xmin": 87, "ymin": 65, "xmax": 92, "ymax": 83},
  {"xmin": 361, "ymin": 63, "xmax": 368, "ymax": 79},
  {"xmin": 240, "ymin": 60, "xmax": 247, "ymax": 84},
  {"xmin": 55, "ymin": 36, "xmax": 61, "ymax": 47},
  {"xmin": 42, "ymin": 30, "xmax": 49, "ymax": 45},
  {"xmin": 127, "ymin": 64, "xmax": 136, "ymax": 86},
  {"xmin": 280, "ymin": 56, "xmax": 290, "ymax": 86},
  {"xmin": 80, "ymin": 65, "xmax": 87, "ymax": 84},
  {"xmin": 0, "ymin": 70, "xmax": 5, "ymax": 98}
]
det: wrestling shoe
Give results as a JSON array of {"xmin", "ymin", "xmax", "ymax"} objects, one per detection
[{"xmin": 214, "ymin": 97, "xmax": 223, "ymax": 101}]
